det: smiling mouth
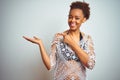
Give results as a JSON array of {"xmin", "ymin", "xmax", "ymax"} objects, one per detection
[{"xmin": 70, "ymin": 23, "xmax": 76, "ymax": 27}]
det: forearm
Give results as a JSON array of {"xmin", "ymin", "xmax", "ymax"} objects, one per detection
[
  {"xmin": 38, "ymin": 42, "xmax": 51, "ymax": 70},
  {"xmin": 23, "ymin": 36, "xmax": 51, "ymax": 70},
  {"xmin": 69, "ymin": 42, "xmax": 89, "ymax": 67}
]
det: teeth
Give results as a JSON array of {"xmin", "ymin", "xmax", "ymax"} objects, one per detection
[{"xmin": 71, "ymin": 23, "xmax": 76, "ymax": 26}]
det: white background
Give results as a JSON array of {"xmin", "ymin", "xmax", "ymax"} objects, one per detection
[{"xmin": 0, "ymin": 0, "xmax": 120, "ymax": 80}]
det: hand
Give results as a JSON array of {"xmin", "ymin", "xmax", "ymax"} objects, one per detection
[
  {"xmin": 23, "ymin": 36, "xmax": 42, "ymax": 45},
  {"xmin": 61, "ymin": 33, "xmax": 73, "ymax": 45}
]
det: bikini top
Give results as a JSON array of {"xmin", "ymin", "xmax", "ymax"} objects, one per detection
[{"xmin": 59, "ymin": 32, "xmax": 83, "ymax": 62}]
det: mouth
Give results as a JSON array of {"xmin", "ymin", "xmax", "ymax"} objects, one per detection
[{"xmin": 69, "ymin": 22, "xmax": 76, "ymax": 27}]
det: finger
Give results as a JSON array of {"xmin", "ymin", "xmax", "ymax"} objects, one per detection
[
  {"xmin": 33, "ymin": 36, "xmax": 39, "ymax": 39},
  {"xmin": 61, "ymin": 32, "xmax": 67, "ymax": 37},
  {"xmin": 23, "ymin": 36, "xmax": 29, "ymax": 40},
  {"xmin": 23, "ymin": 36, "xmax": 34, "ymax": 42}
]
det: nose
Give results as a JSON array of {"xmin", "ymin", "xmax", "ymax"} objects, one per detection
[{"xmin": 71, "ymin": 18, "xmax": 75, "ymax": 22}]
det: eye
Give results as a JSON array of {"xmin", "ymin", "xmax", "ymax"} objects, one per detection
[
  {"xmin": 75, "ymin": 17, "xmax": 80, "ymax": 20},
  {"xmin": 68, "ymin": 16, "xmax": 72, "ymax": 19}
]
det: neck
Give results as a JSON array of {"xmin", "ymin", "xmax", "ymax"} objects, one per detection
[
  {"xmin": 68, "ymin": 29, "xmax": 80, "ymax": 37},
  {"xmin": 68, "ymin": 29, "xmax": 80, "ymax": 44}
]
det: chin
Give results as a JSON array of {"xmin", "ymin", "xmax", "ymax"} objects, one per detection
[
  {"xmin": 69, "ymin": 28, "xmax": 77, "ymax": 31},
  {"xmin": 69, "ymin": 27, "xmax": 77, "ymax": 30}
]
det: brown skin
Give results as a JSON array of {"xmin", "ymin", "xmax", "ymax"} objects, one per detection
[
  {"xmin": 23, "ymin": 8, "xmax": 89, "ymax": 70},
  {"xmin": 62, "ymin": 9, "xmax": 89, "ymax": 68}
]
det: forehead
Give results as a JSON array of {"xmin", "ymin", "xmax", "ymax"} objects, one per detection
[{"xmin": 69, "ymin": 9, "xmax": 84, "ymax": 17}]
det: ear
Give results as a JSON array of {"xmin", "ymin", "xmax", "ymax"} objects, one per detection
[{"xmin": 82, "ymin": 18, "xmax": 87, "ymax": 23}]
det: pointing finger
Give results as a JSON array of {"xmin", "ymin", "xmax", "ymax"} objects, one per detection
[{"xmin": 61, "ymin": 32, "xmax": 67, "ymax": 37}]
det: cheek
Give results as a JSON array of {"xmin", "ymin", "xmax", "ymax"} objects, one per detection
[
  {"xmin": 77, "ymin": 20, "xmax": 82, "ymax": 24},
  {"xmin": 76, "ymin": 21, "xmax": 83, "ymax": 27},
  {"xmin": 68, "ymin": 19, "xmax": 71, "ymax": 24},
  {"xmin": 68, "ymin": 18, "xmax": 71, "ymax": 22}
]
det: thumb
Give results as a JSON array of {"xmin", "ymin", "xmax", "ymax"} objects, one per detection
[{"xmin": 61, "ymin": 32, "xmax": 67, "ymax": 37}]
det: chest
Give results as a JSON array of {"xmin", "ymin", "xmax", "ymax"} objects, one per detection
[{"xmin": 57, "ymin": 39, "xmax": 88, "ymax": 61}]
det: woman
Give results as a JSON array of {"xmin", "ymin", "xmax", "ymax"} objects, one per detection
[{"xmin": 23, "ymin": 1, "xmax": 95, "ymax": 80}]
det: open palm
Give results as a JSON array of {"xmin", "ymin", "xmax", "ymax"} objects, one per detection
[{"xmin": 23, "ymin": 36, "xmax": 41, "ymax": 45}]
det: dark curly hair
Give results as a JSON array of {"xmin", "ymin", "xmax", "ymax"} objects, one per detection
[{"xmin": 70, "ymin": 1, "xmax": 90, "ymax": 20}]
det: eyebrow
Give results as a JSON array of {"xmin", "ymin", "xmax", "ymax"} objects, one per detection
[{"xmin": 68, "ymin": 15, "xmax": 81, "ymax": 17}]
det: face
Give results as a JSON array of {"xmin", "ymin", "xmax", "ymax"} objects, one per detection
[{"xmin": 68, "ymin": 9, "xmax": 86, "ymax": 31}]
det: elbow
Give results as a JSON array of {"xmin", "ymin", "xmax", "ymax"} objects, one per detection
[
  {"xmin": 87, "ymin": 64, "xmax": 95, "ymax": 70},
  {"xmin": 47, "ymin": 68, "xmax": 50, "ymax": 71},
  {"xmin": 47, "ymin": 66, "xmax": 51, "ymax": 70},
  {"xmin": 46, "ymin": 65, "xmax": 51, "ymax": 70},
  {"xmin": 86, "ymin": 60, "xmax": 95, "ymax": 70}
]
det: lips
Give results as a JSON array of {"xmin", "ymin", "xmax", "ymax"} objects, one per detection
[{"xmin": 70, "ymin": 23, "xmax": 76, "ymax": 27}]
